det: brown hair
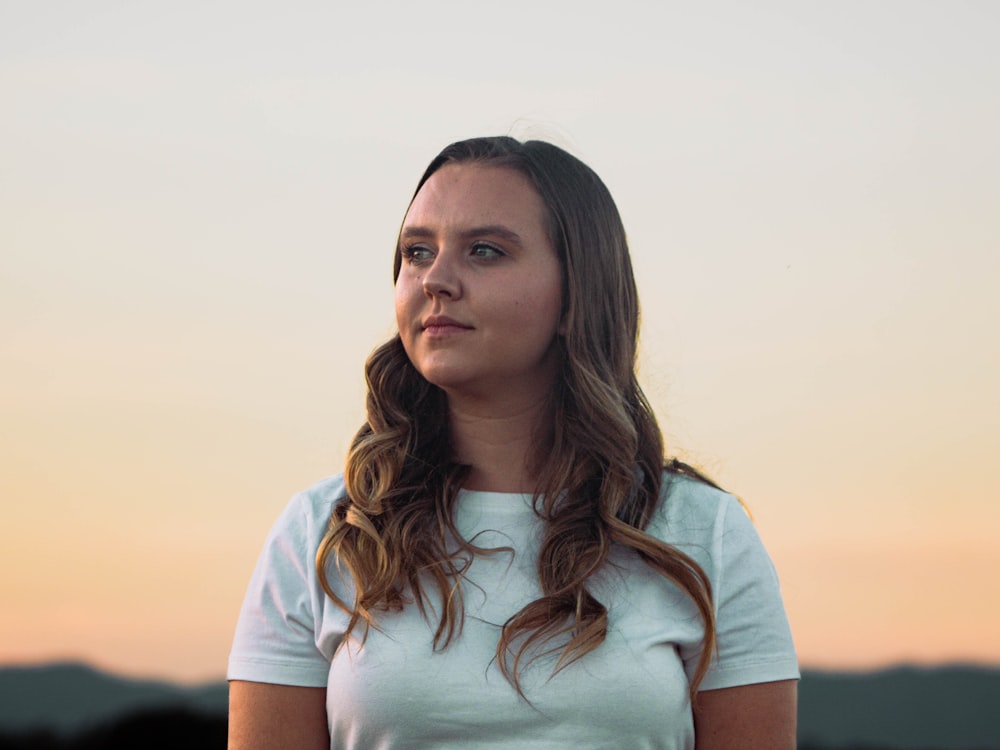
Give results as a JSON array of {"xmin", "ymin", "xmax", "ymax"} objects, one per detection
[{"xmin": 316, "ymin": 136, "xmax": 716, "ymax": 699}]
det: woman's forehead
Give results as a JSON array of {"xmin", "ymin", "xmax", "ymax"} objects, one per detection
[{"xmin": 403, "ymin": 163, "xmax": 546, "ymax": 231}]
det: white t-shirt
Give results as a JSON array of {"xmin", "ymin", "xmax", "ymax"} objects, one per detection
[{"xmin": 228, "ymin": 472, "xmax": 798, "ymax": 749}]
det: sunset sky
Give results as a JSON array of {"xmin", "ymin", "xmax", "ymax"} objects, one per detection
[{"xmin": 2, "ymin": 2, "xmax": 998, "ymax": 684}]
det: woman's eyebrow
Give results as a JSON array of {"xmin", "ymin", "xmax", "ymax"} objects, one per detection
[{"xmin": 399, "ymin": 224, "xmax": 525, "ymax": 246}]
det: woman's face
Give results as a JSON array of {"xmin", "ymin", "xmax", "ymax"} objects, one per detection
[{"xmin": 395, "ymin": 163, "xmax": 564, "ymax": 405}]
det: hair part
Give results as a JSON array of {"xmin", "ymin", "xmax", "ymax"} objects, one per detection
[{"xmin": 317, "ymin": 136, "xmax": 717, "ymax": 701}]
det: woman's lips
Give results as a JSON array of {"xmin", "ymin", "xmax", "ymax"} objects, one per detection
[{"xmin": 422, "ymin": 316, "xmax": 473, "ymax": 337}]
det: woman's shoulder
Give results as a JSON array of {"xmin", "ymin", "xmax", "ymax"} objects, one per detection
[
  {"xmin": 648, "ymin": 467, "xmax": 748, "ymax": 548},
  {"xmin": 265, "ymin": 473, "xmax": 346, "ymax": 543},
  {"xmin": 296, "ymin": 473, "xmax": 348, "ymax": 512}
]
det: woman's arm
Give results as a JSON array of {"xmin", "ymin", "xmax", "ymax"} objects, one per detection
[
  {"xmin": 693, "ymin": 679, "xmax": 798, "ymax": 750},
  {"xmin": 228, "ymin": 681, "xmax": 329, "ymax": 750}
]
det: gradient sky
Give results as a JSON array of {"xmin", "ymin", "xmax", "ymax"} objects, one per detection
[{"xmin": 2, "ymin": 1, "xmax": 998, "ymax": 684}]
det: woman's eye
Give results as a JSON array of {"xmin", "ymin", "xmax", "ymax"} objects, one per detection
[
  {"xmin": 471, "ymin": 242, "xmax": 503, "ymax": 259},
  {"xmin": 402, "ymin": 245, "xmax": 434, "ymax": 263}
]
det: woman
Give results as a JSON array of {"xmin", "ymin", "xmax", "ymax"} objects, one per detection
[{"xmin": 228, "ymin": 137, "xmax": 799, "ymax": 749}]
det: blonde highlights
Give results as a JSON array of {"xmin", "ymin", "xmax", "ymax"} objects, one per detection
[{"xmin": 317, "ymin": 137, "xmax": 717, "ymax": 699}]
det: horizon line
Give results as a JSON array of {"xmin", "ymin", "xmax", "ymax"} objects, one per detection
[{"xmin": 4, "ymin": 657, "xmax": 1000, "ymax": 687}]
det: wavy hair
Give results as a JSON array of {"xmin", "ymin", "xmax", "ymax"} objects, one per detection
[{"xmin": 316, "ymin": 136, "xmax": 717, "ymax": 699}]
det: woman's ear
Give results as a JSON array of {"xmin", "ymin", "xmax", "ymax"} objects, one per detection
[{"xmin": 557, "ymin": 303, "xmax": 569, "ymax": 337}]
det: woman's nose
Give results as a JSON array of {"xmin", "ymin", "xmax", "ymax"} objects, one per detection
[{"xmin": 422, "ymin": 252, "xmax": 462, "ymax": 299}]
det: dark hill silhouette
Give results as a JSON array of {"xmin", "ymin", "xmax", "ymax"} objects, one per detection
[
  {"xmin": 0, "ymin": 708, "xmax": 226, "ymax": 750},
  {"xmin": 798, "ymin": 665, "xmax": 1000, "ymax": 750},
  {"xmin": 1, "ymin": 662, "xmax": 999, "ymax": 749},
  {"xmin": 0, "ymin": 663, "xmax": 225, "ymax": 736}
]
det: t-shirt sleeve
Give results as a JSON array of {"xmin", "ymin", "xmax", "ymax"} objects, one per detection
[
  {"xmin": 697, "ymin": 494, "xmax": 800, "ymax": 691},
  {"xmin": 227, "ymin": 492, "xmax": 334, "ymax": 687}
]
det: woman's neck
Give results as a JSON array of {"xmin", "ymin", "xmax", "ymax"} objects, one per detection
[{"xmin": 447, "ymin": 394, "xmax": 552, "ymax": 493}]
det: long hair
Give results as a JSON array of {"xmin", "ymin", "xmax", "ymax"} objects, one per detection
[{"xmin": 316, "ymin": 136, "xmax": 717, "ymax": 699}]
